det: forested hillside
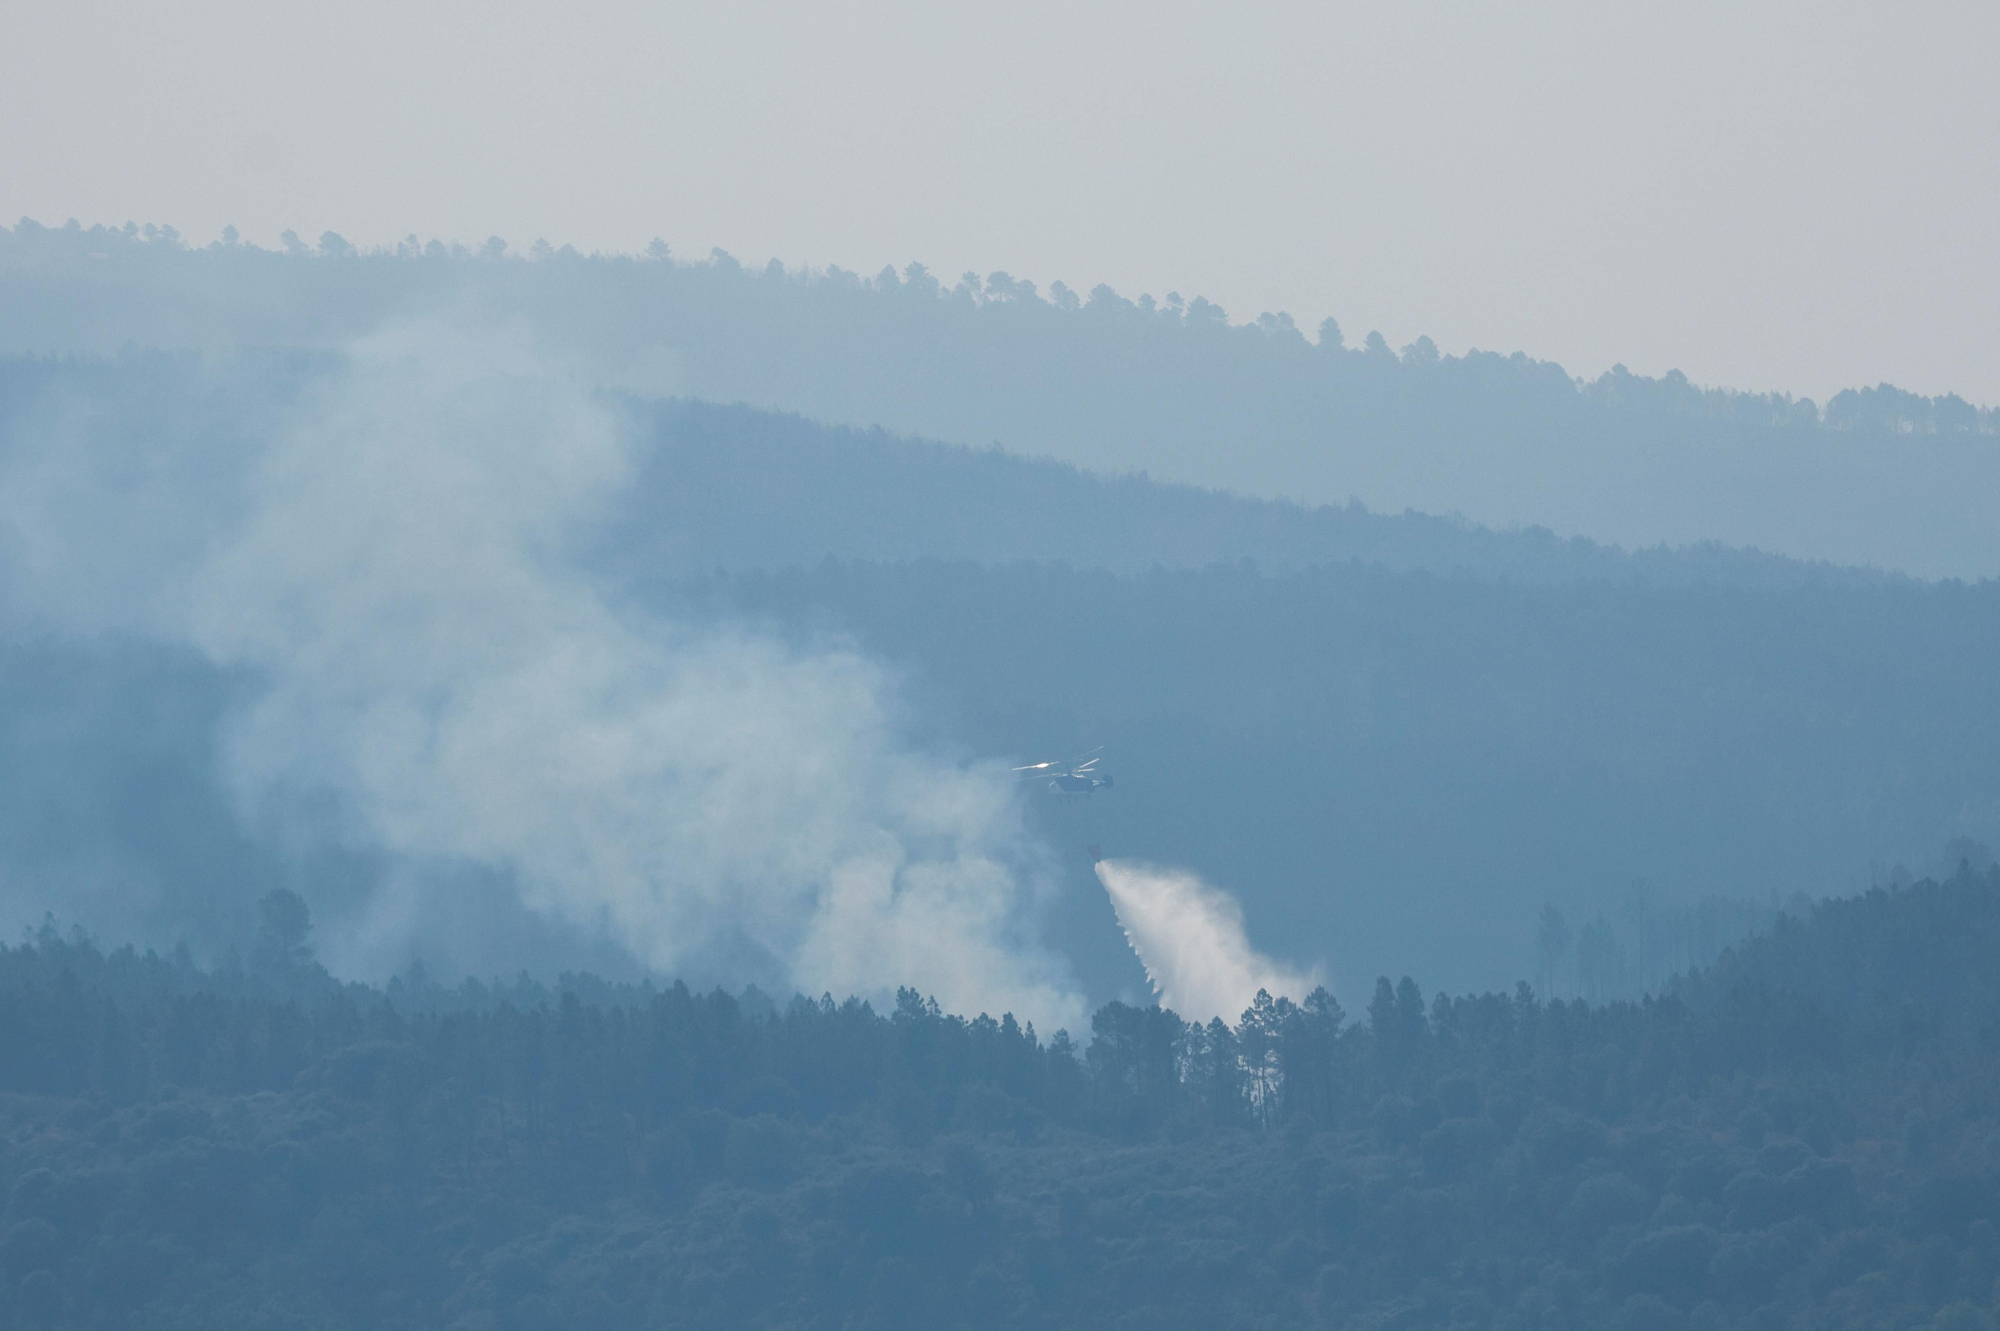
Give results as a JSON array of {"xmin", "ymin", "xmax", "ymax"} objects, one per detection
[
  {"xmin": 0, "ymin": 351, "xmax": 1859, "ymax": 588},
  {"xmin": 4, "ymin": 220, "xmax": 1996, "ymax": 575},
  {"xmin": 4, "ymin": 868, "xmax": 1999, "ymax": 1329},
  {"xmin": 4, "ymin": 351, "xmax": 1997, "ymax": 999},
  {"xmin": 699, "ymin": 557, "xmax": 2000, "ymax": 996},
  {"xmin": 608, "ymin": 399, "xmax": 1865, "ymax": 588}
]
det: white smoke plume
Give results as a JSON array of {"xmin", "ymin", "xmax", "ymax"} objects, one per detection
[
  {"xmin": 0, "ymin": 320, "xmax": 1084, "ymax": 1034},
  {"xmin": 1096, "ymin": 858, "xmax": 1316, "ymax": 1023}
]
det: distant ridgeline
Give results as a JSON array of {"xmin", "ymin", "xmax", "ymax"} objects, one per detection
[
  {"xmin": 5, "ymin": 218, "xmax": 1998, "ymax": 576},
  {"xmin": 0, "ymin": 349, "xmax": 1895, "ymax": 587},
  {"xmin": 610, "ymin": 399, "xmax": 1882, "ymax": 588},
  {"xmin": 3, "ymin": 868, "xmax": 2000, "ymax": 1329},
  {"xmin": 4, "ymin": 219, "xmax": 1990, "ymax": 438}
]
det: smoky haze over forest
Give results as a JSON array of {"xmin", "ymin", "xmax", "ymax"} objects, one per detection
[
  {"xmin": 1, "ymin": 222, "xmax": 1997, "ymax": 1016},
  {"xmin": 7, "ymin": 9, "xmax": 2000, "ymax": 1326}
]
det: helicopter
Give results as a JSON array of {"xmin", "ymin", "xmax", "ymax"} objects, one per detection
[{"xmin": 1013, "ymin": 746, "xmax": 1115, "ymax": 796}]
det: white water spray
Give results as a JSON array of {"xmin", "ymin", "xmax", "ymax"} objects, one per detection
[{"xmin": 1095, "ymin": 858, "xmax": 1316, "ymax": 1023}]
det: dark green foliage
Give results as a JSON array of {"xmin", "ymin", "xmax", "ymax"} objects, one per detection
[
  {"xmin": 2, "ymin": 870, "xmax": 2000, "ymax": 1327},
  {"xmin": 252, "ymin": 890, "xmax": 312, "ymax": 970}
]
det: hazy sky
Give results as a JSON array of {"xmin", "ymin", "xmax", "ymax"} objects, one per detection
[{"xmin": 6, "ymin": 1, "xmax": 1996, "ymax": 404}]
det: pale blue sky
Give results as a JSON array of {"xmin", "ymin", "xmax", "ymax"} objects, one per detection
[{"xmin": 5, "ymin": 0, "xmax": 1996, "ymax": 403}]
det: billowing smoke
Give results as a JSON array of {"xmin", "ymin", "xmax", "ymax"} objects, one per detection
[
  {"xmin": 0, "ymin": 320, "xmax": 1083, "ymax": 1033},
  {"xmin": 1096, "ymin": 858, "xmax": 1316, "ymax": 1023}
]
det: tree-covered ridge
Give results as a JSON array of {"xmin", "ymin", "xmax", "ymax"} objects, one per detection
[
  {"xmin": 8, "ymin": 219, "xmax": 1998, "ymax": 578},
  {"xmin": 711, "ymin": 555, "xmax": 2000, "ymax": 996},
  {"xmin": 3, "ymin": 869, "xmax": 2000, "ymax": 1329},
  {"xmin": 7, "ymin": 217, "xmax": 1989, "ymax": 437},
  {"xmin": 0, "ymin": 350, "xmax": 1872, "ymax": 590},
  {"xmin": 611, "ymin": 399, "xmax": 1885, "ymax": 589},
  {"xmin": 3, "ymin": 388, "xmax": 1995, "ymax": 996}
]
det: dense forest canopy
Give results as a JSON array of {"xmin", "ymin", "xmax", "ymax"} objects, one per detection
[
  {"xmin": 3, "ymin": 219, "xmax": 1997, "ymax": 576},
  {"xmin": 2, "ymin": 868, "xmax": 1999, "ymax": 1329}
]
